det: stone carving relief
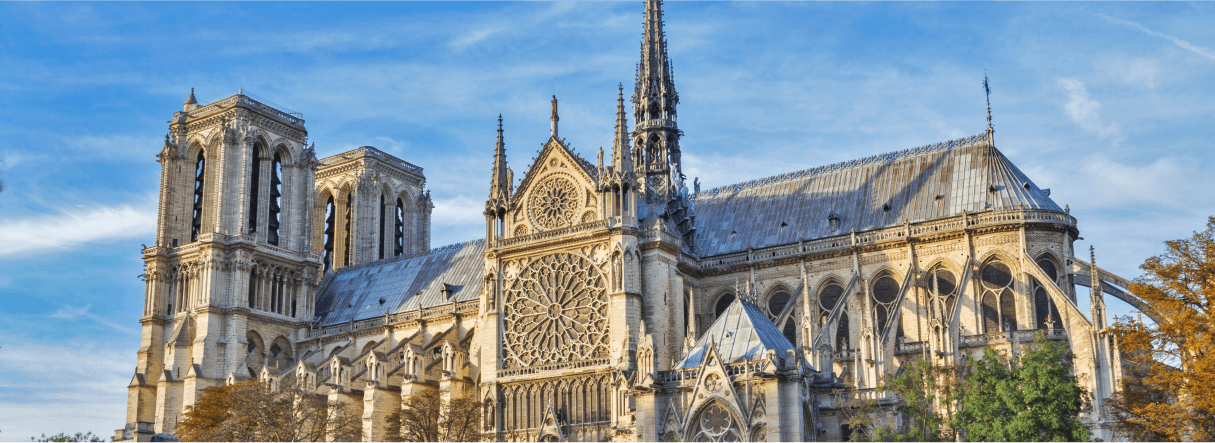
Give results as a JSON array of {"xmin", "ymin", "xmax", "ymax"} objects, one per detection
[{"xmin": 501, "ymin": 251, "xmax": 609, "ymax": 369}]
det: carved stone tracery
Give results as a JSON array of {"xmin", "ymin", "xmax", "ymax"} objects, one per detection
[
  {"xmin": 501, "ymin": 252, "xmax": 609, "ymax": 369},
  {"xmin": 529, "ymin": 176, "xmax": 579, "ymax": 230}
]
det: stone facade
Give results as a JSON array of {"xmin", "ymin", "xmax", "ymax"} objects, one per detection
[{"xmin": 120, "ymin": 1, "xmax": 1143, "ymax": 441}]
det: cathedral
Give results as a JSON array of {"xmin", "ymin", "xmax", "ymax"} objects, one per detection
[{"xmin": 119, "ymin": 1, "xmax": 1146, "ymax": 441}]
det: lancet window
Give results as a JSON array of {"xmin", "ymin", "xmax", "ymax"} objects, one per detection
[
  {"xmin": 248, "ymin": 268, "xmax": 257, "ymax": 308},
  {"xmin": 378, "ymin": 194, "xmax": 385, "ymax": 260},
  {"xmin": 191, "ymin": 150, "xmax": 205, "ymax": 242},
  {"xmin": 766, "ymin": 288, "xmax": 797, "ymax": 345},
  {"xmin": 343, "ymin": 193, "xmax": 352, "ymax": 267},
  {"xmin": 247, "ymin": 145, "xmax": 261, "ymax": 234},
  {"xmin": 980, "ymin": 259, "xmax": 1016, "ymax": 333},
  {"xmin": 1033, "ymin": 255, "xmax": 1064, "ymax": 330},
  {"xmin": 267, "ymin": 152, "xmax": 282, "ymax": 245},
  {"xmin": 394, "ymin": 198, "xmax": 405, "ymax": 256},
  {"xmin": 322, "ymin": 196, "xmax": 335, "ymax": 271}
]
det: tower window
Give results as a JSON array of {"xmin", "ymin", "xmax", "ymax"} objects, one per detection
[
  {"xmin": 394, "ymin": 198, "xmax": 405, "ymax": 256},
  {"xmin": 378, "ymin": 194, "xmax": 385, "ymax": 260},
  {"xmin": 322, "ymin": 196, "xmax": 335, "ymax": 271},
  {"xmin": 248, "ymin": 268, "xmax": 257, "ymax": 308},
  {"xmin": 191, "ymin": 150, "xmax": 205, "ymax": 242},
  {"xmin": 267, "ymin": 152, "xmax": 282, "ymax": 245},
  {"xmin": 247, "ymin": 146, "xmax": 260, "ymax": 234},
  {"xmin": 343, "ymin": 192, "xmax": 352, "ymax": 267}
]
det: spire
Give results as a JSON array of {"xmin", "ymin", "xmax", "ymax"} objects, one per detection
[
  {"xmin": 550, "ymin": 95, "xmax": 559, "ymax": 139},
  {"xmin": 612, "ymin": 83, "xmax": 633, "ymax": 173},
  {"xmin": 490, "ymin": 115, "xmax": 510, "ymax": 200},
  {"xmin": 984, "ymin": 73, "xmax": 995, "ymax": 146},
  {"xmin": 183, "ymin": 88, "xmax": 199, "ymax": 112},
  {"xmin": 634, "ymin": 0, "xmax": 678, "ymax": 124}
]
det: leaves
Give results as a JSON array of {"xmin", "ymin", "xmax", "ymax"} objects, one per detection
[
  {"xmin": 175, "ymin": 380, "xmax": 361, "ymax": 442},
  {"xmin": 950, "ymin": 333, "xmax": 1089, "ymax": 442},
  {"xmin": 386, "ymin": 389, "xmax": 483, "ymax": 442},
  {"xmin": 1108, "ymin": 216, "xmax": 1215, "ymax": 441}
]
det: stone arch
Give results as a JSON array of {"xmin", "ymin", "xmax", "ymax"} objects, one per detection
[
  {"xmin": 979, "ymin": 256, "xmax": 1016, "ymax": 333},
  {"xmin": 268, "ymin": 335, "xmax": 293, "ymax": 369},
  {"xmin": 361, "ymin": 340, "xmax": 379, "ymax": 356},
  {"xmin": 710, "ymin": 288, "xmax": 736, "ymax": 319},
  {"xmin": 685, "ymin": 398, "xmax": 745, "ymax": 442},
  {"xmin": 246, "ymin": 330, "xmax": 266, "ymax": 371},
  {"xmin": 763, "ymin": 282, "xmax": 796, "ymax": 318}
]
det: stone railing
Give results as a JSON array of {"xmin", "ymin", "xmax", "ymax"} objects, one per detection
[
  {"xmin": 832, "ymin": 349, "xmax": 856, "ymax": 362},
  {"xmin": 496, "ymin": 220, "xmax": 609, "ymax": 248},
  {"xmin": 959, "ymin": 329, "xmax": 1068, "ymax": 348},
  {"xmin": 152, "ymin": 232, "xmax": 321, "ymax": 262},
  {"xmin": 894, "ymin": 340, "xmax": 926, "ymax": 355},
  {"xmin": 497, "ymin": 357, "xmax": 610, "ymax": 378},
  {"xmin": 319, "ymin": 146, "xmax": 424, "ymax": 176},
  {"xmin": 846, "ymin": 388, "xmax": 894, "ymax": 402},
  {"xmin": 305, "ymin": 300, "xmax": 478, "ymax": 340},
  {"xmin": 653, "ymin": 360, "xmax": 771, "ymax": 384},
  {"xmin": 638, "ymin": 227, "xmax": 681, "ymax": 245},
  {"xmin": 188, "ymin": 94, "xmax": 306, "ymax": 130},
  {"xmin": 697, "ymin": 208, "xmax": 1076, "ymax": 269},
  {"xmin": 635, "ymin": 118, "xmax": 676, "ymax": 131}
]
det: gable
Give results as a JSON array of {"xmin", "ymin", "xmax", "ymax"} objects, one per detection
[{"xmin": 509, "ymin": 138, "xmax": 601, "ymax": 234}]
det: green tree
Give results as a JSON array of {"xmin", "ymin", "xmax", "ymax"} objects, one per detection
[
  {"xmin": 868, "ymin": 359, "xmax": 962, "ymax": 442},
  {"xmin": 950, "ymin": 332, "xmax": 1089, "ymax": 442}
]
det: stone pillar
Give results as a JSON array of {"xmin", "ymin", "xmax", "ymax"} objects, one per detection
[{"xmin": 363, "ymin": 384, "xmax": 401, "ymax": 442}]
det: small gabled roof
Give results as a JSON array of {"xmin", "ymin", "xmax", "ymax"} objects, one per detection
[{"xmin": 674, "ymin": 298, "xmax": 795, "ymax": 369}]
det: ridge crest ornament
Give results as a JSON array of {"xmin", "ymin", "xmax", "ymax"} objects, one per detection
[
  {"xmin": 502, "ymin": 252, "xmax": 609, "ymax": 369},
  {"xmin": 529, "ymin": 176, "xmax": 579, "ymax": 230}
]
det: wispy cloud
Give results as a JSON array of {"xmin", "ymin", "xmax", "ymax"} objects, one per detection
[
  {"xmin": 0, "ymin": 204, "xmax": 156, "ymax": 257},
  {"xmin": 1056, "ymin": 78, "xmax": 1123, "ymax": 142},
  {"xmin": 49, "ymin": 305, "xmax": 133, "ymax": 333},
  {"xmin": 1097, "ymin": 13, "xmax": 1215, "ymax": 62}
]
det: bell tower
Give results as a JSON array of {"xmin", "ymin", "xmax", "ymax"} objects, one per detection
[
  {"xmin": 633, "ymin": 0, "xmax": 682, "ymax": 205},
  {"xmin": 123, "ymin": 90, "xmax": 323, "ymax": 441}
]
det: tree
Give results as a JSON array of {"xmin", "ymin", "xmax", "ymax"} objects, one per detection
[
  {"xmin": 1105, "ymin": 354, "xmax": 1174, "ymax": 441},
  {"xmin": 29, "ymin": 432, "xmax": 103, "ymax": 442},
  {"xmin": 175, "ymin": 379, "xmax": 361, "ymax": 442},
  {"xmin": 1108, "ymin": 216, "xmax": 1215, "ymax": 441},
  {"xmin": 386, "ymin": 389, "xmax": 483, "ymax": 442},
  {"xmin": 868, "ymin": 359, "xmax": 963, "ymax": 442},
  {"xmin": 950, "ymin": 332, "xmax": 1089, "ymax": 442}
]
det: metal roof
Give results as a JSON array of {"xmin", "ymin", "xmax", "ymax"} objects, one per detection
[
  {"xmin": 674, "ymin": 299, "xmax": 795, "ymax": 369},
  {"xmin": 314, "ymin": 240, "xmax": 485, "ymax": 327},
  {"xmin": 692, "ymin": 132, "xmax": 1062, "ymax": 257}
]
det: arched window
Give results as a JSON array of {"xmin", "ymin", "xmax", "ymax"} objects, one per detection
[
  {"xmin": 837, "ymin": 311, "xmax": 850, "ymax": 350},
  {"xmin": 247, "ymin": 146, "xmax": 261, "ymax": 234},
  {"xmin": 248, "ymin": 268, "xmax": 257, "ymax": 308},
  {"xmin": 872, "ymin": 274, "xmax": 899, "ymax": 333},
  {"xmin": 688, "ymin": 401, "xmax": 743, "ymax": 442},
  {"xmin": 819, "ymin": 282, "xmax": 844, "ymax": 315},
  {"xmin": 927, "ymin": 266, "xmax": 958, "ymax": 320},
  {"xmin": 980, "ymin": 260, "xmax": 1015, "ymax": 333},
  {"xmin": 322, "ymin": 196, "xmax": 335, "ymax": 271},
  {"xmin": 267, "ymin": 152, "xmax": 282, "ymax": 245},
  {"xmin": 767, "ymin": 289, "xmax": 797, "ymax": 345},
  {"xmin": 1034, "ymin": 256, "xmax": 1063, "ymax": 330},
  {"xmin": 378, "ymin": 194, "xmax": 386, "ymax": 260},
  {"xmin": 714, "ymin": 292, "xmax": 735, "ymax": 318},
  {"xmin": 394, "ymin": 198, "xmax": 405, "ymax": 256},
  {"xmin": 191, "ymin": 150, "xmax": 206, "ymax": 242},
  {"xmin": 343, "ymin": 192, "xmax": 352, "ymax": 267}
]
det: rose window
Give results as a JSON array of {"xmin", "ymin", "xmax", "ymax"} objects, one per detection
[
  {"xmin": 529, "ymin": 177, "xmax": 579, "ymax": 230},
  {"xmin": 502, "ymin": 252, "xmax": 609, "ymax": 369},
  {"xmin": 691, "ymin": 402, "xmax": 742, "ymax": 442}
]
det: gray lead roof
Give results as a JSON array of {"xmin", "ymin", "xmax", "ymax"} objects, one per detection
[
  {"xmin": 314, "ymin": 240, "xmax": 485, "ymax": 327},
  {"xmin": 675, "ymin": 298, "xmax": 796, "ymax": 369},
  {"xmin": 692, "ymin": 132, "xmax": 1062, "ymax": 257}
]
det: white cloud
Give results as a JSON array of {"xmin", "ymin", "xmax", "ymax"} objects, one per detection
[
  {"xmin": 49, "ymin": 305, "xmax": 133, "ymax": 333},
  {"xmin": 1098, "ymin": 13, "xmax": 1215, "ymax": 62},
  {"xmin": 1056, "ymin": 78, "xmax": 1123, "ymax": 142},
  {"xmin": 0, "ymin": 333, "xmax": 132, "ymax": 439},
  {"xmin": 0, "ymin": 204, "xmax": 156, "ymax": 257}
]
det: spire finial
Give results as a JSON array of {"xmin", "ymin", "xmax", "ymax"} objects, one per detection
[
  {"xmin": 1090, "ymin": 245, "xmax": 1096, "ymax": 266},
  {"xmin": 984, "ymin": 72, "xmax": 992, "ymax": 128},
  {"xmin": 550, "ymin": 95, "xmax": 559, "ymax": 138}
]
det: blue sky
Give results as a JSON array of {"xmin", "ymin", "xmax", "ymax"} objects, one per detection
[{"xmin": 1, "ymin": 1, "xmax": 1213, "ymax": 438}]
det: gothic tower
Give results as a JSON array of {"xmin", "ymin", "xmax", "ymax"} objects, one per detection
[
  {"xmin": 633, "ymin": 0, "xmax": 682, "ymax": 205},
  {"xmin": 123, "ymin": 91, "xmax": 323, "ymax": 441}
]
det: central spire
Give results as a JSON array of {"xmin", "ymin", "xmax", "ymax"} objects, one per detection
[{"xmin": 632, "ymin": 0, "xmax": 682, "ymax": 203}]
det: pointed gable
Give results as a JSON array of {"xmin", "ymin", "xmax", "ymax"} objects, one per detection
[
  {"xmin": 507, "ymin": 137, "xmax": 602, "ymax": 233},
  {"xmin": 675, "ymin": 299, "xmax": 795, "ymax": 369}
]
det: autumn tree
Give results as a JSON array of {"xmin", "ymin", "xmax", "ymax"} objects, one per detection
[
  {"xmin": 175, "ymin": 379, "xmax": 361, "ymax": 442},
  {"xmin": 950, "ymin": 332, "xmax": 1089, "ymax": 442},
  {"xmin": 29, "ymin": 432, "xmax": 103, "ymax": 442},
  {"xmin": 1108, "ymin": 216, "xmax": 1215, "ymax": 441},
  {"xmin": 385, "ymin": 389, "xmax": 483, "ymax": 442}
]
